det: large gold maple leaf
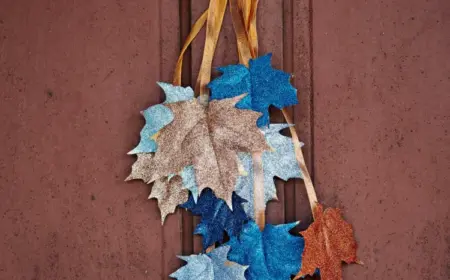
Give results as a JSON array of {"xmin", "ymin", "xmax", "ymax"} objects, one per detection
[{"xmin": 128, "ymin": 95, "xmax": 269, "ymax": 208}]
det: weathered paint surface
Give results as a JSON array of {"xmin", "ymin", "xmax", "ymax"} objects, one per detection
[{"xmin": 0, "ymin": 0, "xmax": 448, "ymax": 279}]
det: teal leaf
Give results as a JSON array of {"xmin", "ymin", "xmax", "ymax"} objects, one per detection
[
  {"xmin": 168, "ymin": 165, "xmax": 198, "ymax": 201},
  {"xmin": 235, "ymin": 124, "xmax": 303, "ymax": 218},
  {"xmin": 170, "ymin": 246, "xmax": 247, "ymax": 280},
  {"xmin": 128, "ymin": 82, "xmax": 194, "ymax": 154},
  {"xmin": 208, "ymin": 54, "xmax": 298, "ymax": 127},
  {"xmin": 227, "ymin": 221, "xmax": 304, "ymax": 280}
]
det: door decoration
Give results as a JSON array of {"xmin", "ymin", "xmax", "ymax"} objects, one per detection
[{"xmin": 127, "ymin": 0, "xmax": 360, "ymax": 279}]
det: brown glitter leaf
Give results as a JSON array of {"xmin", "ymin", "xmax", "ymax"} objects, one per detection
[
  {"xmin": 126, "ymin": 153, "xmax": 154, "ymax": 182},
  {"xmin": 126, "ymin": 154, "xmax": 188, "ymax": 223},
  {"xmin": 149, "ymin": 176, "xmax": 189, "ymax": 224},
  {"xmin": 294, "ymin": 203, "xmax": 358, "ymax": 280},
  {"xmin": 146, "ymin": 94, "xmax": 269, "ymax": 208}
]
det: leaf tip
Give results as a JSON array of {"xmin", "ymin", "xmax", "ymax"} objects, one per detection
[
  {"xmin": 125, "ymin": 175, "xmax": 134, "ymax": 182},
  {"xmin": 226, "ymin": 199, "xmax": 234, "ymax": 211}
]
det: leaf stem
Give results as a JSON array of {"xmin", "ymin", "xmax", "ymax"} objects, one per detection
[{"xmin": 206, "ymin": 244, "xmax": 215, "ymax": 253}]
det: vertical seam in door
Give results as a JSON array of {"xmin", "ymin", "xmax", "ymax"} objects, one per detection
[
  {"xmin": 283, "ymin": 0, "xmax": 296, "ymax": 224},
  {"xmin": 309, "ymin": 0, "xmax": 315, "ymax": 182},
  {"xmin": 158, "ymin": 0, "xmax": 165, "ymax": 278}
]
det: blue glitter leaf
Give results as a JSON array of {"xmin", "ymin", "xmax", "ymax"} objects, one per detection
[
  {"xmin": 127, "ymin": 105, "xmax": 173, "ymax": 154},
  {"xmin": 227, "ymin": 221, "xmax": 304, "ymax": 280},
  {"xmin": 235, "ymin": 124, "xmax": 303, "ymax": 219},
  {"xmin": 170, "ymin": 246, "xmax": 247, "ymax": 280},
  {"xmin": 181, "ymin": 189, "xmax": 250, "ymax": 249},
  {"xmin": 128, "ymin": 82, "xmax": 194, "ymax": 154},
  {"xmin": 158, "ymin": 82, "xmax": 195, "ymax": 104},
  {"xmin": 208, "ymin": 54, "xmax": 298, "ymax": 127},
  {"xmin": 180, "ymin": 165, "xmax": 199, "ymax": 203}
]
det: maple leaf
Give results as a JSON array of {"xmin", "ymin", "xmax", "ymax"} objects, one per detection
[
  {"xmin": 181, "ymin": 189, "xmax": 250, "ymax": 249},
  {"xmin": 128, "ymin": 82, "xmax": 194, "ymax": 154},
  {"xmin": 294, "ymin": 203, "xmax": 358, "ymax": 280},
  {"xmin": 127, "ymin": 153, "xmax": 195, "ymax": 185},
  {"xmin": 208, "ymin": 54, "xmax": 298, "ymax": 127},
  {"xmin": 170, "ymin": 246, "xmax": 247, "ymax": 280},
  {"xmin": 149, "ymin": 176, "xmax": 189, "ymax": 223},
  {"xmin": 126, "ymin": 154, "xmax": 197, "ymax": 222},
  {"xmin": 143, "ymin": 94, "xmax": 269, "ymax": 208},
  {"xmin": 235, "ymin": 124, "xmax": 303, "ymax": 218},
  {"xmin": 227, "ymin": 221, "xmax": 304, "ymax": 280}
]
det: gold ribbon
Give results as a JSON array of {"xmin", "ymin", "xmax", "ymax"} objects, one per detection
[
  {"xmin": 196, "ymin": 0, "xmax": 228, "ymax": 103},
  {"xmin": 252, "ymin": 152, "xmax": 265, "ymax": 230},
  {"xmin": 174, "ymin": 0, "xmax": 318, "ymax": 226},
  {"xmin": 281, "ymin": 108, "xmax": 319, "ymax": 216},
  {"xmin": 230, "ymin": 0, "xmax": 253, "ymax": 65},
  {"xmin": 173, "ymin": 10, "xmax": 208, "ymax": 87},
  {"xmin": 240, "ymin": 0, "xmax": 259, "ymax": 56},
  {"xmin": 173, "ymin": 0, "xmax": 258, "ymax": 90},
  {"xmin": 229, "ymin": 0, "xmax": 319, "ymax": 225},
  {"xmin": 229, "ymin": 0, "xmax": 266, "ymax": 229},
  {"xmin": 229, "ymin": 0, "xmax": 259, "ymax": 65}
]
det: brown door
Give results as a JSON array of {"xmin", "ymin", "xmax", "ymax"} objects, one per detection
[{"xmin": 0, "ymin": 0, "xmax": 448, "ymax": 279}]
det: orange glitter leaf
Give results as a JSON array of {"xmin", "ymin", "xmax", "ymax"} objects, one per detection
[{"xmin": 294, "ymin": 203, "xmax": 358, "ymax": 280}]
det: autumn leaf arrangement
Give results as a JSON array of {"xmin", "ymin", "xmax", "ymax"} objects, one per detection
[{"xmin": 126, "ymin": 1, "xmax": 360, "ymax": 279}]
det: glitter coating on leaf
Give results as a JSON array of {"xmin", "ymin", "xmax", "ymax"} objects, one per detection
[
  {"xmin": 127, "ymin": 154, "xmax": 196, "ymax": 186},
  {"xmin": 141, "ymin": 94, "xmax": 269, "ymax": 208},
  {"xmin": 127, "ymin": 154, "xmax": 197, "ymax": 222},
  {"xmin": 128, "ymin": 82, "xmax": 194, "ymax": 154},
  {"xmin": 170, "ymin": 246, "xmax": 247, "ymax": 280},
  {"xmin": 234, "ymin": 153, "xmax": 253, "ymax": 215},
  {"xmin": 235, "ymin": 124, "xmax": 303, "ymax": 218},
  {"xmin": 181, "ymin": 189, "xmax": 250, "ymax": 249},
  {"xmin": 149, "ymin": 176, "xmax": 189, "ymax": 223},
  {"xmin": 294, "ymin": 203, "xmax": 358, "ymax": 280},
  {"xmin": 128, "ymin": 105, "xmax": 173, "ymax": 154},
  {"xmin": 208, "ymin": 54, "xmax": 298, "ymax": 127},
  {"xmin": 158, "ymin": 82, "xmax": 195, "ymax": 104},
  {"xmin": 228, "ymin": 221, "xmax": 304, "ymax": 280},
  {"xmin": 126, "ymin": 153, "xmax": 154, "ymax": 182}
]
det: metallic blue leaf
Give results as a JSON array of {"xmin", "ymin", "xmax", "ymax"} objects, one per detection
[
  {"xmin": 208, "ymin": 54, "xmax": 298, "ymax": 127},
  {"xmin": 227, "ymin": 221, "xmax": 304, "ymax": 280},
  {"xmin": 209, "ymin": 65, "xmax": 250, "ymax": 100},
  {"xmin": 235, "ymin": 124, "xmax": 303, "ymax": 218},
  {"xmin": 170, "ymin": 246, "xmax": 247, "ymax": 280},
  {"xmin": 181, "ymin": 189, "xmax": 250, "ymax": 249},
  {"xmin": 128, "ymin": 82, "xmax": 194, "ymax": 154}
]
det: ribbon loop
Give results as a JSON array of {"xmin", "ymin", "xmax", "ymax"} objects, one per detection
[
  {"xmin": 173, "ymin": 10, "xmax": 208, "ymax": 86},
  {"xmin": 230, "ymin": 0, "xmax": 254, "ymax": 65}
]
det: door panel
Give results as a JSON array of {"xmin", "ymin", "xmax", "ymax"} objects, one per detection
[{"xmin": 0, "ymin": 0, "xmax": 448, "ymax": 279}]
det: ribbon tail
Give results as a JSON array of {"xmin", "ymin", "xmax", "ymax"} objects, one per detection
[{"xmin": 173, "ymin": 9, "xmax": 209, "ymax": 86}]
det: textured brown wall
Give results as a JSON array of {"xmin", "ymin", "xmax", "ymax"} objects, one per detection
[{"xmin": 0, "ymin": 0, "xmax": 449, "ymax": 279}]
